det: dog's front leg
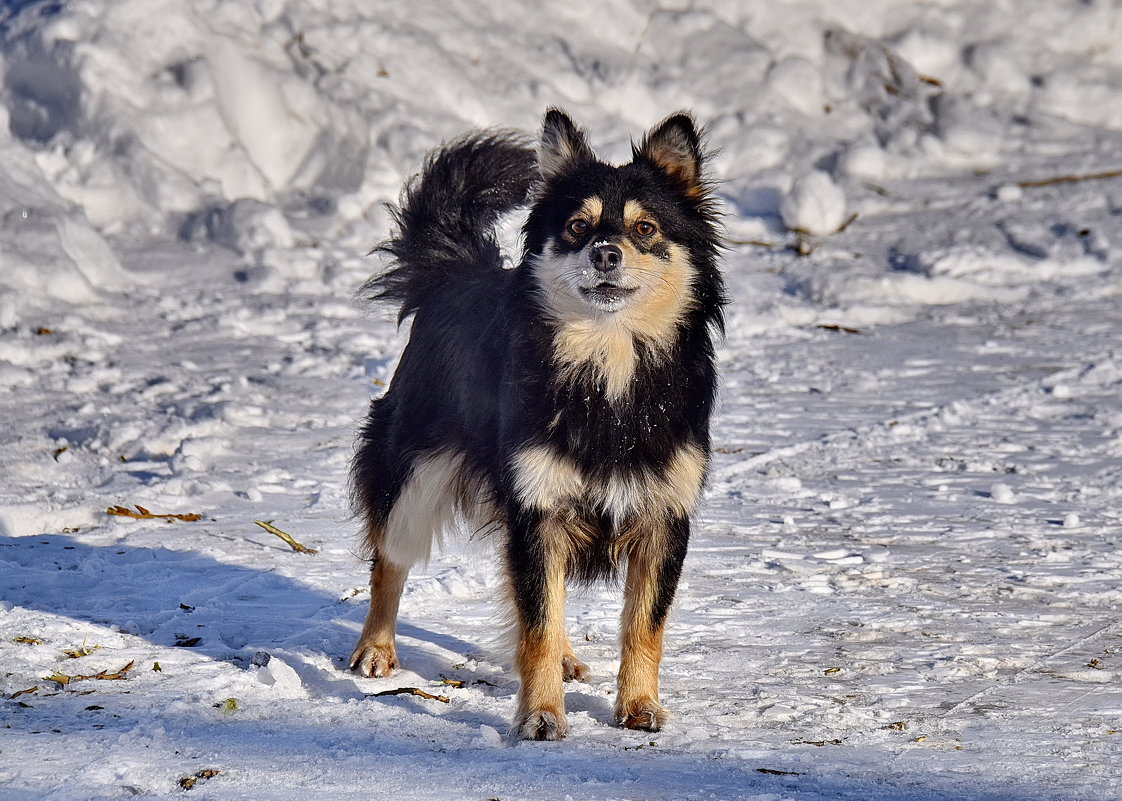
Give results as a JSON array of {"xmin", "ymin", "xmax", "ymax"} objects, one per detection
[
  {"xmin": 616, "ymin": 514, "xmax": 689, "ymax": 731},
  {"xmin": 507, "ymin": 510, "xmax": 570, "ymax": 740}
]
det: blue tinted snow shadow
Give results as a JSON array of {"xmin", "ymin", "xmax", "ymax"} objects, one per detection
[
  {"xmin": 2, "ymin": 697, "xmax": 1064, "ymax": 801},
  {"xmin": 0, "ymin": 533, "xmax": 475, "ymax": 676},
  {"xmin": 0, "ymin": 535, "xmax": 1079, "ymax": 801}
]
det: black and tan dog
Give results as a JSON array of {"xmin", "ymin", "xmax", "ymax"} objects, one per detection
[{"xmin": 348, "ymin": 109, "xmax": 725, "ymax": 740}]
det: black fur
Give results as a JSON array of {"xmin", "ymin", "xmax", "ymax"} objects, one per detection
[
  {"xmin": 352, "ymin": 134, "xmax": 537, "ymax": 527},
  {"xmin": 350, "ymin": 109, "xmax": 726, "ymax": 738}
]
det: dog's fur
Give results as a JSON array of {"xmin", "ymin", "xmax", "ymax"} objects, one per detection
[{"xmin": 348, "ymin": 109, "xmax": 725, "ymax": 740}]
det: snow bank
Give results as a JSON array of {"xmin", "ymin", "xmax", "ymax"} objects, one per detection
[{"xmin": 0, "ymin": 0, "xmax": 1118, "ymax": 312}]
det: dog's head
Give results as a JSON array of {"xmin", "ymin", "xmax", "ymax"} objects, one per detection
[{"xmin": 523, "ymin": 109, "xmax": 723, "ymax": 349}]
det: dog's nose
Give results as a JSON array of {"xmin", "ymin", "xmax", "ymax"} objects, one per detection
[{"xmin": 589, "ymin": 244, "xmax": 623, "ymax": 273}]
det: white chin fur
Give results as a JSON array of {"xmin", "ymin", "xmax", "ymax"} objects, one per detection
[
  {"xmin": 579, "ymin": 286, "xmax": 637, "ymax": 312},
  {"xmin": 586, "ymin": 295, "xmax": 626, "ymax": 312}
]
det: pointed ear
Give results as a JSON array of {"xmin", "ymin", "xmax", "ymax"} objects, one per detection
[
  {"xmin": 540, "ymin": 107, "xmax": 595, "ymax": 182},
  {"xmin": 635, "ymin": 112, "xmax": 705, "ymax": 197}
]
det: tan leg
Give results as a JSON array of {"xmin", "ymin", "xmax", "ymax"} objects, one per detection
[
  {"xmin": 349, "ymin": 556, "xmax": 409, "ymax": 677},
  {"xmin": 615, "ymin": 516, "xmax": 689, "ymax": 731},
  {"xmin": 514, "ymin": 622, "xmax": 567, "ymax": 740},
  {"xmin": 616, "ymin": 613, "xmax": 668, "ymax": 730},
  {"xmin": 616, "ymin": 558, "xmax": 668, "ymax": 729},
  {"xmin": 509, "ymin": 513, "xmax": 571, "ymax": 740}
]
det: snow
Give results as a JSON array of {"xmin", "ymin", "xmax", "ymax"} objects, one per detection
[
  {"xmin": 780, "ymin": 170, "xmax": 847, "ymax": 236},
  {"xmin": 1, "ymin": 0, "xmax": 1121, "ymax": 799}
]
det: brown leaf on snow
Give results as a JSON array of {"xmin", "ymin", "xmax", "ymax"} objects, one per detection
[
  {"xmin": 46, "ymin": 660, "xmax": 136, "ymax": 687},
  {"xmin": 179, "ymin": 769, "xmax": 220, "ymax": 791}
]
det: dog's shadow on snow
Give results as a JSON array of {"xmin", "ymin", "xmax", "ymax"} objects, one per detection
[{"xmin": 0, "ymin": 533, "xmax": 508, "ymax": 731}]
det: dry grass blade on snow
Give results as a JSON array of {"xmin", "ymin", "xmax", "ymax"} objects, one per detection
[{"xmin": 107, "ymin": 504, "xmax": 202, "ymax": 522}]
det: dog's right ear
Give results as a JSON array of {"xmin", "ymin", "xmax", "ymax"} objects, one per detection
[{"xmin": 540, "ymin": 108, "xmax": 594, "ymax": 182}]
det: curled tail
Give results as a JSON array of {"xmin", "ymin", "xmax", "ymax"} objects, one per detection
[{"xmin": 365, "ymin": 132, "xmax": 539, "ymax": 323}]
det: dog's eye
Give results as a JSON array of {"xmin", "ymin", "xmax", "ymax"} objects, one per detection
[
  {"xmin": 635, "ymin": 221, "xmax": 657, "ymax": 237},
  {"xmin": 567, "ymin": 219, "xmax": 590, "ymax": 237}
]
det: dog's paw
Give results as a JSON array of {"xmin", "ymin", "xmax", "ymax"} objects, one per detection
[
  {"xmin": 348, "ymin": 643, "xmax": 398, "ymax": 678},
  {"xmin": 561, "ymin": 654, "xmax": 590, "ymax": 683},
  {"xmin": 615, "ymin": 698, "xmax": 668, "ymax": 732},
  {"xmin": 513, "ymin": 709, "xmax": 569, "ymax": 741}
]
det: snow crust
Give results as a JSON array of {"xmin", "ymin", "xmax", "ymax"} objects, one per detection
[{"xmin": 1, "ymin": 1, "xmax": 1122, "ymax": 799}]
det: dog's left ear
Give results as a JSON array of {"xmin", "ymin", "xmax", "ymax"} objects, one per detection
[{"xmin": 635, "ymin": 113, "xmax": 705, "ymax": 197}]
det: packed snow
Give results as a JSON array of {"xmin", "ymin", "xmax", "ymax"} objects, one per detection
[{"xmin": 1, "ymin": 0, "xmax": 1121, "ymax": 799}]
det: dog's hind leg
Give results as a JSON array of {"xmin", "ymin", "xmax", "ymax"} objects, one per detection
[
  {"xmin": 615, "ymin": 514, "xmax": 689, "ymax": 732},
  {"xmin": 349, "ymin": 399, "xmax": 409, "ymax": 678},
  {"xmin": 561, "ymin": 632, "xmax": 589, "ymax": 683},
  {"xmin": 561, "ymin": 587, "xmax": 590, "ymax": 682},
  {"xmin": 349, "ymin": 548, "xmax": 409, "ymax": 677},
  {"xmin": 349, "ymin": 447, "xmax": 467, "ymax": 677}
]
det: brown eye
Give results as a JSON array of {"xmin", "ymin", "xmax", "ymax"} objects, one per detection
[
  {"xmin": 635, "ymin": 220, "xmax": 657, "ymax": 236},
  {"xmin": 567, "ymin": 219, "xmax": 590, "ymax": 237}
]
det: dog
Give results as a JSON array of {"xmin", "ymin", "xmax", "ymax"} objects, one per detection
[{"xmin": 348, "ymin": 108, "xmax": 726, "ymax": 740}]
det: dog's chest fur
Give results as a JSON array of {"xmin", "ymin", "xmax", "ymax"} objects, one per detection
[{"xmin": 503, "ymin": 310, "xmax": 712, "ymax": 526}]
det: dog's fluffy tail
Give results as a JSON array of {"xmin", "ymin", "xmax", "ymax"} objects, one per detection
[{"xmin": 365, "ymin": 132, "xmax": 538, "ymax": 322}]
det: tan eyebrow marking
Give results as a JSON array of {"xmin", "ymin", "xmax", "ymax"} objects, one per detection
[
  {"xmin": 574, "ymin": 196, "xmax": 603, "ymax": 226},
  {"xmin": 623, "ymin": 200, "xmax": 653, "ymax": 229}
]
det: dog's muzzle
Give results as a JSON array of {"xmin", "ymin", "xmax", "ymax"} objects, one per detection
[{"xmin": 579, "ymin": 243, "xmax": 637, "ymax": 308}]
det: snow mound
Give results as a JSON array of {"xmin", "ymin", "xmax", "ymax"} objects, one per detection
[{"xmin": 781, "ymin": 170, "xmax": 847, "ymax": 236}]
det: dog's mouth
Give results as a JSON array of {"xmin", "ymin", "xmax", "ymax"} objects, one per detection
[{"xmin": 579, "ymin": 281, "xmax": 638, "ymax": 308}]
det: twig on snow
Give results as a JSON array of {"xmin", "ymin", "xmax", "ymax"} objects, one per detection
[
  {"xmin": 369, "ymin": 687, "xmax": 451, "ymax": 704},
  {"xmin": 253, "ymin": 520, "xmax": 318, "ymax": 554},
  {"xmin": 1016, "ymin": 169, "xmax": 1122, "ymax": 189}
]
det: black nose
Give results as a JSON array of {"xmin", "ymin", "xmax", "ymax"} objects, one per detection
[{"xmin": 589, "ymin": 244, "xmax": 623, "ymax": 272}]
